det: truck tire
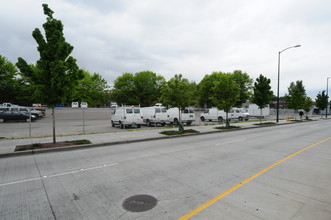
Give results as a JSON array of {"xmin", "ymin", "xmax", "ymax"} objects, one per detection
[
  {"xmin": 238, "ymin": 116, "xmax": 243, "ymax": 121},
  {"xmin": 174, "ymin": 118, "xmax": 179, "ymax": 125},
  {"xmin": 200, "ymin": 116, "xmax": 205, "ymax": 121},
  {"xmin": 146, "ymin": 120, "xmax": 151, "ymax": 127},
  {"xmin": 218, "ymin": 116, "xmax": 223, "ymax": 122}
]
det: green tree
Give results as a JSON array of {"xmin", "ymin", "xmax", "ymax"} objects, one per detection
[
  {"xmin": 251, "ymin": 74, "xmax": 273, "ymax": 124},
  {"xmin": 315, "ymin": 91, "xmax": 329, "ymax": 118},
  {"xmin": 231, "ymin": 70, "xmax": 253, "ymax": 106},
  {"xmin": 160, "ymin": 74, "xmax": 195, "ymax": 131},
  {"xmin": 0, "ymin": 55, "xmax": 20, "ymax": 103},
  {"xmin": 71, "ymin": 70, "xmax": 110, "ymax": 107},
  {"xmin": 16, "ymin": 4, "xmax": 83, "ymax": 143},
  {"xmin": 134, "ymin": 71, "xmax": 165, "ymax": 106},
  {"xmin": 287, "ymin": 81, "xmax": 306, "ymax": 119},
  {"xmin": 211, "ymin": 73, "xmax": 239, "ymax": 127},
  {"xmin": 198, "ymin": 72, "xmax": 222, "ymax": 108},
  {"xmin": 112, "ymin": 73, "xmax": 139, "ymax": 105},
  {"xmin": 302, "ymin": 96, "xmax": 314, "ymax": 119}
]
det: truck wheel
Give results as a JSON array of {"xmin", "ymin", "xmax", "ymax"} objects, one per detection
[
  {"xmin": 161, "ymin": 122, "xmax": 166, "ymax": 126},
  {"xmin": 200, "ymin": 116, "xmax": 205, "ymax": 121},
  {"xmin": 218, "ymin": 116, "xmax": 223, "ymax": 122},
  {"xmin": 238, "ymin": 116, "xmax": 243, "ymax": 121},
  {"xmin": 146, "ymin": 120, "xmax": 151, "ymax": 127},
  {"xmin": 174, "ymin": 118, "xmax": 179, "ymax": 125}
]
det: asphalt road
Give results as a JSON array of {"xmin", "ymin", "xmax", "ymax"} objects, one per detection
[{"xmin": 0, "ymin": 119, "xmax": 330, "ymax": 219}]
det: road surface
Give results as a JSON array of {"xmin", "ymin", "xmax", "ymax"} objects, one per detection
[{"xmin": 0, "ymin": 119, "xmax": 330, "ymax": 219}]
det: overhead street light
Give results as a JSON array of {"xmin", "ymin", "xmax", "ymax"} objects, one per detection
[
  {"xmin": 326, "ymin": 76, "xmax": 331, "ymax": 118},
  {"xmin": 276, "ymin": 44, "xmax": 301, "ymax": 123}
]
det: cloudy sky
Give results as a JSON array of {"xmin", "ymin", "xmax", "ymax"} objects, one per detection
[{"xmin": 1, "ymin": 0, "xmax": 331, "ymax": 98}]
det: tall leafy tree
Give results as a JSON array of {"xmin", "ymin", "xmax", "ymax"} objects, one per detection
[
  {"xmin": 71, "ymin": 70, "xmax": 110, "ymax": 107},
  {"xmin": 160, "ymin": 74, "xmax": 195, "ymax": 131},
  {"xmin": 211, "ymin": 73, "xmax": 239, "ymax": 127},
  {"xmin": 231, "ymin": 70, "xmax": 253, "ymax": 106},
  {"xmin": 287, "ymin": 81, "xmax": 306, "ymax": 119},
  {"xmin": 0, "ymin": 55, "xmax": 19, "ymax": 103},
  {"xmin": 112, "ymin": 73, "xmax": 139, "ymax": 105},
  {"xmin": 16, "ymin": 4, "xmax": 83, "ymax": 143},
  {"xmin": 315, "ymin": 91, "xmax": 329, "ymax": 118},
  {"xmin": 198, "ymin": 72, "xmax": 222, "ymax": 108},
  {"xmin": 302, "ymin": 96, "xmax": 314, "ymax": 119},
  {"xmin": 134, "ymin": 71, "xmax": 165, "ymax": 106},
  {"xmin": 251, "ymin": 74, "xmax": 273, "ymax": 124}
]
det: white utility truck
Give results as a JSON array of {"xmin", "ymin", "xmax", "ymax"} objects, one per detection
[
  {"xmin": 141, "ymin": 105, "xmax": 167, "ymax": 126},
  {"xmin": 166, "ymin": 107, "xmax": 196, "ymax": 125},
  {"xmin": 200, "ymin": 108, "xmax": 250, "ymax": 122},
  {"xmin": 111, "ymin": 106, "xmax": 144, "ymax": 129}
]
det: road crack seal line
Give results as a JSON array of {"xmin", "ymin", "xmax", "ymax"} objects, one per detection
[{"xmin": 178, "ymin": 137, "xmax": 331, "ymax": 220}]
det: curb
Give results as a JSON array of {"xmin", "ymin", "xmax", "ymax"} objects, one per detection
[{"xmin": 0, "ymin": 121, "xmax": 302, "ymax": 159}]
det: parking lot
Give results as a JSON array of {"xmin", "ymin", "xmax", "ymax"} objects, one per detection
[{"xmin": 0, "ymin": 108, "xmax": 209, "ymax": 139}]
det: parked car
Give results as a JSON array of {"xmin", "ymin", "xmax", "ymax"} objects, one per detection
[
  {"xmin": 0, "ymin": 110, "xmax": 36, "ymax": 122},
  {"xmin": 111, "ymin": 106, "xmax": 144, "ymax": 129},
  {"xmin": 166, "ymin": 107, "xmax": 196, "ymax": 125},
  {"xmin": 9, "ymin": 106, "xmax": 44, "ymax": 118}
]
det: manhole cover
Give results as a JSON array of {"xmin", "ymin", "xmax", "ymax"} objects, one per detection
[{"xmin": 122, "ymin": 194, "xmax": 157, "ymax": 212}]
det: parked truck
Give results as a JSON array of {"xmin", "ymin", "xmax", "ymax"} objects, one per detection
[
  {"xmin": 167, "ymin": 107, "xmax": 196, "ymax": 125},
  {"xmin": 111, "ymin": 106, "xmax": 144, "ymax": 129},
  {"xmin": 247, "ymin": 104, "xmax": 270, "ymax": 118},
  {"xmin": 200, "ymin": 107, "xmax": 250, "ymax": 122},
  {"xmin": 141, "ymin": 105, "xmax": 167, "ymax": 126}
]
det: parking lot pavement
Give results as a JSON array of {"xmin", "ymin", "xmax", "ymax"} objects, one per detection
[{"xmin": 0, "ymin": 119, "xmax": 303, "ymax": 157}]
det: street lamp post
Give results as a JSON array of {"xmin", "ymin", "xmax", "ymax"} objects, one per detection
[
  {"xmin": 326, "ymin": 77, "xmax": 331, "ymax": 118},
  {"xmin": 276, "ymin": 45, "xmax": 301, "ymax": 123}
]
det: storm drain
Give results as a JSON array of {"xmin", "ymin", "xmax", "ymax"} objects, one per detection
[{"xmin": 122, "ymin": 194, "xmax": 157, "ymax": 212}]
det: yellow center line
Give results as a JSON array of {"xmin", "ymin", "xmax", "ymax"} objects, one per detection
[{"xmin": 178, "ymin": 137, "xmax": 331, "ymax": 220}]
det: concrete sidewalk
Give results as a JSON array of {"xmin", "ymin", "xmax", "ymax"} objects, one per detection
[{"xmin": 0, "ymin": 119, "xmax": 300, "ymax": 158}]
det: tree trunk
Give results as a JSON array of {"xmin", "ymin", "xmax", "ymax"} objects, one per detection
[
  {"xmin": 260, "ymin": 108, "xmax": 262, "ymax": 124},
  {"xmin": 225, "ymin": 111, "xmax": 230, "ymax": 128},
  {"xmin": 52, "ymin": 107, "xmax": 56, "ymax": 143},
  {"xmin": 178, "ymin": 108, "xmax": 184, "ymax": 132}
]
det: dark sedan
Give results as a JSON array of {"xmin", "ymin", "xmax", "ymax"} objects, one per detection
[{"xmin": 0, "ymin": 110, "xmax": 36, "ymax": 122}]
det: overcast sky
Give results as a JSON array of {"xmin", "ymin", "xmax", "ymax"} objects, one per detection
[{"xmin": 1, "ymin": 0, "xmax": 331, "ymax": 98}]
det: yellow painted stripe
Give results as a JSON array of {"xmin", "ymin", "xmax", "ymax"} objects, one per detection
[{"xmin": 178, "ymin": 137, "xmax": 331, "ymax": 220}]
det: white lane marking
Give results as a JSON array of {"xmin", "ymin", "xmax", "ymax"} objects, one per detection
[
  {"xmin": 0, "ymin": 163, "xmax": 118, "ymax": 188},
  {"xmin": 279, "ymin": 129, "xmax": 293, "ymax": 134},
  {"xmin": 215, "ymin": 139, "xmax": 246, "ymax": 146}
]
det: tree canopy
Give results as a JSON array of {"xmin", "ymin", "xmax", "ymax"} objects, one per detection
[
  {"xmin": 315, "ymin": 91, "xmax": 328, "ymax": 111},
  {"xmin": 16, "ymin": 4, "xmax": 83, "ymax": 143}
]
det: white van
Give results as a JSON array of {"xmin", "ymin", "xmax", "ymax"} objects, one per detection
[
  {"xmin": 166, "ymin": 107, "xmax": 195, "ymax": 125},
  {"xmin": 200, "ymin": 108, "xmax": 226, "ymax": 122},
  {"xmin": 141, "ymin": 105, "xmax": 167, "ymax": 126},
  {"xmin": 111, "ymin": 106, "xmax": 144, "ymax": 129},
  {"xmin": 229, "ymin": 108, "xmax": 250, "ymax": 121},
  {"xmin": 71, "ymin": 102, "xmax": 79, "ymax": 108}
]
